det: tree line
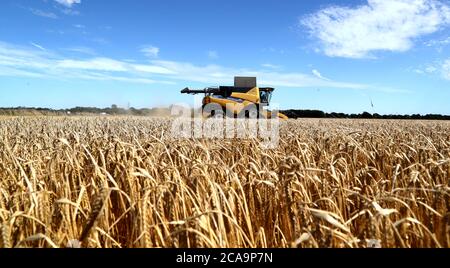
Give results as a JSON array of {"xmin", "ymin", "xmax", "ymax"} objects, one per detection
[
  {"xmin": 282, "ymin": 109, "xmax": 450, "ymax": 120},
  {"xmin": 0, "ymin": 105, "xmax": 171, "ymax": 116}
]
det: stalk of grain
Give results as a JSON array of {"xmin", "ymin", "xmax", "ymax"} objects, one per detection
[
  {"xmin": 1, "ymin": 223, "xmax": 11, "ymax": 248},
  {"xmin": 79, "ymin": 187, "xmax": 109, "ymax": 247}
]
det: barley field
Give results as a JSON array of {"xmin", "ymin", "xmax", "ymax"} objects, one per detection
[{"xmin": 0, "ymin": 116, "xmax": 449, "ymax": 248}]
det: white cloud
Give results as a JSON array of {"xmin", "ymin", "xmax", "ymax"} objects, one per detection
[
  {"xmin": 54, "ymin": 0, "xmax": 81, "ymax": 8},
  {"xmin": 426, "ymin": 66, "xmax": 438, "ymax": 73},
  {"xmin": 141, "ymin": 46, "xmax": 160, "ymax": 58},
  {"xmin": 262, "ymin": 63, "xmax": 281, "ymax": 69},
  {"xmin": 71, "ymin": 72, "xmax": 170, "ymax": 85},
  {"xmin": 425, "ymin": 36, "xmax": 450, "ymax": 46},
  {"xmin": 425, "ymin": 36, "xmax": 450, "ymax": 52},
  {"xmin": 133, "ymin": 64, "xmax": 176, "ymax": 75},
  {"xmin": 0, "ymin": 42, "xmax": 53, "ymax": 70},
  {"xmin": 29, "ymin": 8, "xmax": 58, "ymax": 19},
  {"xmin": 0, "ymin": 41, "xmax": 379, "ymax": 90},
  {"xmin": 30, "ymin": 42, "xmax": 46, "ymax": 51},
  {"xmin": 64, "ymin": 47, "xmax": 96, "ymax": 55},
  {"xmin": 436, "ymin": 59, "xmax": 450, "ymax": 80},
  {"xmin": 257, "ymin": 71, "xmax": 364, "ymax": 89},
  {"xmin": 0, "ymin": 42, "xmax": 171, "ymax": 84},
  {"xmin": 413, "ymin": 64, "xmax": 438, "ymax": 75},
  {"xmin": 414, "ymin": 59, "xmax": 450, "ymax": 80},
  {"xmin": 61, "ymin": 9, "xmax": 80, "ymax": 16},
  {"xmin": 301, "ymin": 0, "xmax": 450, "ymax": 58},
  {"xmin": 312, "ymin": 69, "xmax": 330, "ymax": 81},
  {"xmin": 152, "ymin": 60, "xmax": 367, "ymax": 89},
  {"xmin": 46, "ymin": 29, "xmax": 65, "ymax": 35},
  {"xmin": 0, "ymin": 66, "xmax": 44, "ymax": 78},
  {"xmin": 441, "ymin": 60, "xmax": 450, "ymax": 79},
  {"xmin": 262, "ymin": 47, "xmax": 286, "ymax": 54},
  {"xmin": 207, "ymin": 50, "xmax": 219, "ymax": 59},
  {"xmin": 57, "ymin": 58, "xmax": 128, "ymax": 72}
]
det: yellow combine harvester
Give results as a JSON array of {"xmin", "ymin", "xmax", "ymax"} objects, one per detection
[{"xmin": 181, "ymin": 77, "xmax": 288, "ymax": 119}]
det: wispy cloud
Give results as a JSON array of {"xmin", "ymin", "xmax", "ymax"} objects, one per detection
[
  {"xmin": 46, "ymin": 29, "xmax": 65, "ymax": 35},
  {"xmin": 207, "ymin": 50, "xmax": 219, "ymax": 59},
  {"xmin": 92, "ymin": 38, "xmax": 109, "ymax": 45},
  {"xmin": 261, "ymin": 63, "xmax": 281, "ymax": 69},
  {"xmin": 424, "ymin": 36, "xmax": 450, "ymax": 52},
  {"xmin": 442, "ymin": 60, "xmax": 450, "ymax": 80},
  {"xmin": 0, "ymin": 66, "xmax": 44, "ymax": 78},
  {"xmin": 432, "ymin": 59, "xmax": 450, "ymax": 80},
  {"xmin": 426, "ymin": 66, "xmax": 438, "ymax": 73},
  {"xmin": 0, "ymin": 41, "xmax": 396, "ymax": 91},
  {"xmin": 414, "ymin": 59, "xmax": 450, "ymax": 80},
  {"xmin": 366, "ymin": 85, "xmax": 411, "ymax": 94},
  {"xmin": 301, "ymin": 0, "xmax": 450, "ymax": 58},
  {"xmin": 0, "ymin": 42, "xmax": 171, "ymax": 84},
  {"xmin": 151, "ymin": 60, "xmax": 367, "ymax": 89},
  {"xmin": 425, "ymin": 37, "xmax": 450, "ymax": 47},
  {"xmin": 61, "ymin": 8, "xmax": 80, "ymax": 16},
  {"xmin": 30, "ymin": 42, "xmax": 46, "ymax": 51},
  {"xmin": 64, "ymin": 47, "xmax": 96, "ymax": 55},
  {"xmin": 141, "ymin": 45, "xmax": 160, "ymax": 58},
  {"xmin": 57, "ymin": 58, "xmax": 128, "ymax": 72},
  {"xmin": 133, "ymin": 64, "xmax": 177, "ymax": 75},
  {"xmin": 312, "ymin": 69, "xmax": 330, "ymax": 81},
  {"xmin": 54, "ymin": 0, "xmax": 81, "ymax": 8},
  {"xmin": 29, "ymin": 8, "xmax": 58, "ymax": 19},
  {"xmin": 262, "ymin": 47, "xmax": 286, "ymax": 54},
  {"xmin": 52, "ymin": 0, "xmax": 81, "ymax": 16}
]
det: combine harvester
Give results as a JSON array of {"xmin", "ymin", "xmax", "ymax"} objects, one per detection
[{"xmin": 181, "ymin": 77, "xmax": 288, "ymax": 119}]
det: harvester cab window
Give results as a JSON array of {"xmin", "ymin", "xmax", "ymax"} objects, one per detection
[{"xmin": 260, "ymin": 90, "xmax": 272, "ymax": 104}]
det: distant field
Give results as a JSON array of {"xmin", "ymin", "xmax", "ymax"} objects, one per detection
[{"xmin": 0, "ymin": 117, "xmax": 449, "ymax": 248}]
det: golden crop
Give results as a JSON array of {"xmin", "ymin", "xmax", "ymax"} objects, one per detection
[{"xmin": 0, "ymin": 116, "xmax": 449, "ymax": 248}]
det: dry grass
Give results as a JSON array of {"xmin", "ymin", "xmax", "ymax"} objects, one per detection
[{"xmin": 0, "ymin": 116, "xmax": 449, "ymax": 248}]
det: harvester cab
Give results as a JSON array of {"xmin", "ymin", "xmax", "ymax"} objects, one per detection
[{"xmin": 181, "ymin": 77, "xmax": 288, "ymax": 119}]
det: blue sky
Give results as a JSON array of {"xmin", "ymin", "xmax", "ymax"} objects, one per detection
[{"xmin": 1, "ymin": 0, "xmax": 450, "ymax": 114}]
